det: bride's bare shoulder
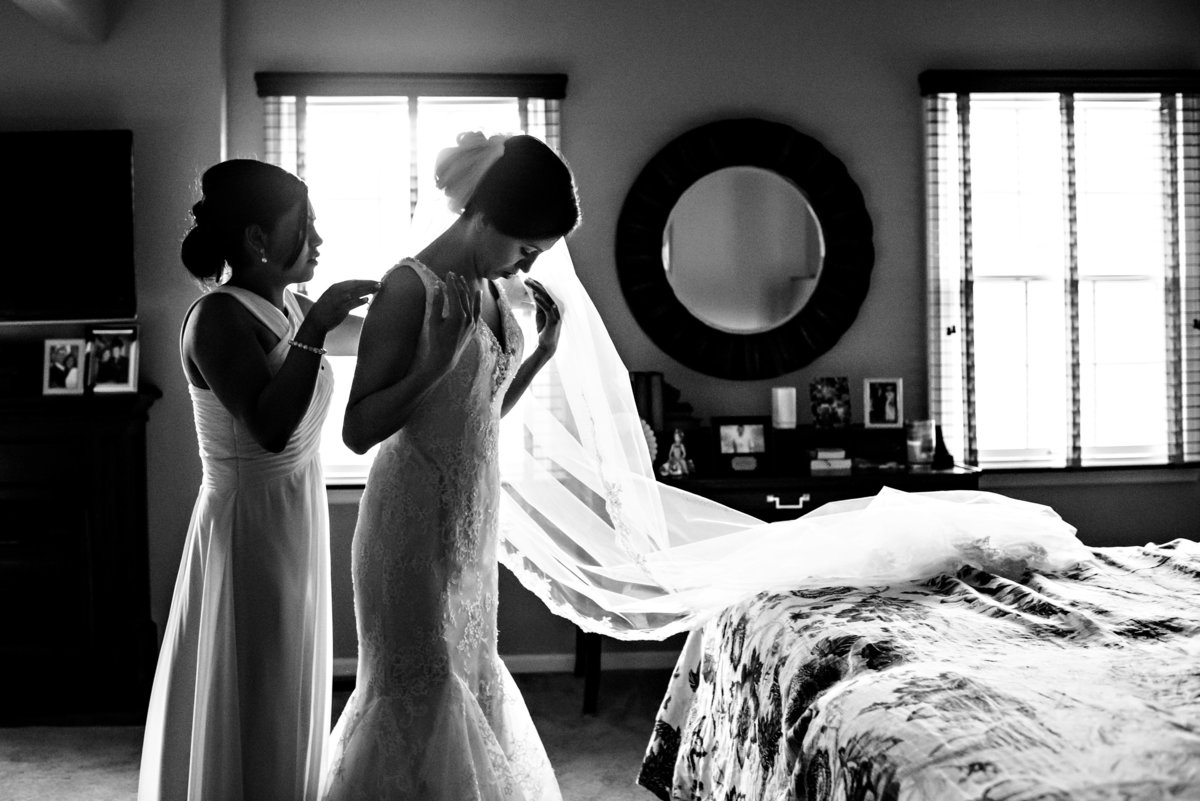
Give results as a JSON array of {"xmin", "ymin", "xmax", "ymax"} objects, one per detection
[
  {"xmin": 365, "ymin": 261, "xmax": 431, "ymax": 328},
  {"xmin": 377, "ymin": 260, "xmax": 428, "ymax": 298}
]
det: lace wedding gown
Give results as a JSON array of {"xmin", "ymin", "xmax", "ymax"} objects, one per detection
[
  {"xmin": 322, "ymin": 260, "xmax": 560, "ymax": 801},
  {"xmin": 139, "ymin": 286, "xmax": 333, "ymax": 801}
]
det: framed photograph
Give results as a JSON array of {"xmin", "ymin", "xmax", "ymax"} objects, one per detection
[
  {"xmin": 864, "ymin": 377, "xmax": 904, "ymax": 429},
  {"xmin": 809, "ymin": 377, "xmax": 851, "ymax": 428},
  {"xmin": 42, "ymin": 338, "xmax": 86, "ymax": 395},
  {"xmin": 88, "ymin": 325, "xmax": 139, "ymax": 393},
  {"xmin": 712, "ymin": 415, "xmax": 770, "ymax": 474}
]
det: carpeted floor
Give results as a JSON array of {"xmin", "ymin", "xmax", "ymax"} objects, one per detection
[{"xmin": 0, "ymin": 669, "xmax": 669, "ymax": 801}]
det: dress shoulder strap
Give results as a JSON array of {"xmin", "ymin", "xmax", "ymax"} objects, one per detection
[
  {"xmin": 210, "ymin": 284, "xmax": 293, "ymax": 339},
  {"xmin": 280, "ymin": 289, "xmax": 305, "ymax": 330},
  {"xmin": 386, "ymin": 257, "xmax": 441, "ymax": 289},
  {"xmin": 383, "ymin": 258, "xmax": 445, "ymax": 320}
]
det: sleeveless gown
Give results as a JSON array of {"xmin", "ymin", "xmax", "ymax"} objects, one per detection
[
  {"xmin": 322, "ymin": 260, "xmax": 561, "ymax": 800},
  {"xmin": 139, "ymin": 286, "xmax": 333, "ymax": 801}
]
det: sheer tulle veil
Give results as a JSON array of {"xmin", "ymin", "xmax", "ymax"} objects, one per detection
[{"xmin": 413, "ymin": 132, "xmax": 1093, "ymax": 641}]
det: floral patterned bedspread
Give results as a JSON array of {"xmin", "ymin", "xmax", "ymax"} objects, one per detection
[{"xmin": 637, "ymin": 539, "xmax": 1200, "ymax": 801}]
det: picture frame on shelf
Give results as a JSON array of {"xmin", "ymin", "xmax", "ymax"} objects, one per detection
[
  {"xmin": 864, "ymin": 377, "xmax": 904, "ymax": 429},
  {"xmin": 42, "ymin": 338, "xmax": 86, "ymax": 396},
  {"xmin": 809, "ymin": 376, "xmax": 851, "ymax": 428},
  {"xmin": 712, "ymin": 415, "xmax": 770, "ymax": 474},
  {"xmin": 88, "ymin": 325, "xmax": 139, "ymax": 394}
]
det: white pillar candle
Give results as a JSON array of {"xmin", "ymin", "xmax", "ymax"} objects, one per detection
[{"xmin": 771, "ymin": 386, "xmax": 797, "ymax": 429}]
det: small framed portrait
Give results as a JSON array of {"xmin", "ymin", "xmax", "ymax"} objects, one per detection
[
  {"xmin": 712, "ymin": 415, "xmax": 770, "ymax": 474},
  {"xmin": 864, "ymin": 377, "xmax": 904, "ymax": 429},
  {"xmin": 42, "ymin": 338, "xmax": 86, "ymax": 396},
  {"xmin": 809, "ymin": 377, "xmax": 851, "ymax": 428},
  {"xmin": 88, "ymin": 326, "xmax": 140, "ymax": 393}
]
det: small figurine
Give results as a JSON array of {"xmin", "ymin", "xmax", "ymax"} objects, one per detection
[{"xmin": 659, "ymin": 427, "xmax": 694, "ymax": 478}]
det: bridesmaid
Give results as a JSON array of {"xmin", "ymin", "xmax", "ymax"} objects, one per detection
[{"xmin": 138, "ymin": 159, "xmax": 377, "ymax": 801}]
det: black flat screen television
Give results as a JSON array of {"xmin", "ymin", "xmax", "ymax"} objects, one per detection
[{"xmin": 0, "ymin": 129, "xmax": 136, "ymax": 322}]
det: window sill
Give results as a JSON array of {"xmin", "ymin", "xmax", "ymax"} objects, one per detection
[
  {"xmin": 980, "ymin": 462, "xmax": 1200, "ymax": 489},
  {"xmin": 327, "ymin": 484, "xmax": 366, "ymax": 505}
]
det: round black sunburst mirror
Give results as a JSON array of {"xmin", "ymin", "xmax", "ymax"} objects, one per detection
[{"xmin": 615, "ymin": 117, "xmax": 875, "ymax": 380}]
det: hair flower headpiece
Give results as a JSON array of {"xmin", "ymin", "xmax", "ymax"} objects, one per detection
[{"xmin": 435, "ymin": 131, "xmax": 510, "ymax": 214}]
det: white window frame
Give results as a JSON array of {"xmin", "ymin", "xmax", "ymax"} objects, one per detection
[{"xmin": 922, "ymin": 71, "xmax": 1200, "ymax": 470}]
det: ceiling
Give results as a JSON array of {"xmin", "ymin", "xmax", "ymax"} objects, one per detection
[{"xmin": 8, "ymin": 0, "xmax": 121, "ymax": 43}]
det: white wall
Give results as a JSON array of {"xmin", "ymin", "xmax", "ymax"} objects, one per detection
[{"xmin": 2, "ymin": 0, "xmax": 1197, "ymax": 660}]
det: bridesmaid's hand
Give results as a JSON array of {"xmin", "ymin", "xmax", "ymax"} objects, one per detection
[
  {"xmin": 307, "ymin": 279, "xmax": 380, "ymax": 334},
  {"xmin": 526, "ymin": 279, "xmax": 562, "ymax": 355},
  {"xmin": 425, "ymin": 272, "xmax": 480, "ymax": 372}
]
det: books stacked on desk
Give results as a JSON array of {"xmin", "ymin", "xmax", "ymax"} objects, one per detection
[{"xmin": 809, "ymin": 447, "xmax": 852, "ymax": 476}]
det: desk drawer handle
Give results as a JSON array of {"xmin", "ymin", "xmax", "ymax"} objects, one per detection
[{"xmin": 767, "ymin": 493, "xmax": 810, "ymax": 511}]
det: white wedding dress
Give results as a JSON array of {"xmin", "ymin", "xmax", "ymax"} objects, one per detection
[{"xmin": 322, "ymin": 259, "xmax": 560, "ymax": 801}]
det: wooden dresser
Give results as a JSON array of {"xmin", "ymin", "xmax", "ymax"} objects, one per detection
[
  {"xmin": 0, "ymin": 388, "xmax": 159, "ymax": 723},
  {"xmin": 669, "ymin": 465, "xmax": 981, "ymax": 521}
]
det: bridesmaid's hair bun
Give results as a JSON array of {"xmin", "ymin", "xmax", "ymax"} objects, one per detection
[
  {"xmin": 181, "ymin": 159, "xmax": 308, "ymax": 283},
  {"xmin": 190, "ymin": 198, "xmax": 210, "ymax": 225},
  {"xmin": 180, "ymin": 223, "xmax": 226, "ymax": 282}
]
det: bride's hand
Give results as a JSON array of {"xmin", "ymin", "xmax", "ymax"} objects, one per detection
[
  {"xmin": 526, "ymin": 278, "xmax": 562, "ymax": 354},
  {"xmin": 425, "ymin": 272, "xmax": 480, "ymax": 372}
]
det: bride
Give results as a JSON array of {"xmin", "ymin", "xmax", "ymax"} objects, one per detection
[{"xmin": 322, "ymin": 132, "xmax": 576, "ymax": 800}]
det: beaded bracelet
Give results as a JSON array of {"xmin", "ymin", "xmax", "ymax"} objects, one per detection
[{"xmin": 288, "ymin": 339, "xmax": 327, "ymax": 356}]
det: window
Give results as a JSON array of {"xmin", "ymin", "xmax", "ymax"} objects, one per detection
[
  {"xmin": 256, "ymin": 72, "xmax": 566, "ymax": 483},
  {"xmin": 922, "ymin": 71, "xmax": 1200, "ymax": 469}
]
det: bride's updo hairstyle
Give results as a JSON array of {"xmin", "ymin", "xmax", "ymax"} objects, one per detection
[
  {"xmin": 436, "ymin": 132, "xmax": 580, "ymax": 240},
  {"xmin": 181, "ymin": 159, "xmax": 309, "ymax": 283}
]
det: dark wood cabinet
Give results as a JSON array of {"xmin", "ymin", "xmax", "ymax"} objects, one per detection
[
  {"xmin": 0, "ymin": 389, "xmax": 159, "ymax": 724},
  {"xmin": 668, "ymin": 466, "xmax": 981, "ymax": 522}
]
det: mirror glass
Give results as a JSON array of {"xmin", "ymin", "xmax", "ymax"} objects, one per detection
[{"xmin": 662, "ymin": 167, "xmax": 824, "ymax": 334}]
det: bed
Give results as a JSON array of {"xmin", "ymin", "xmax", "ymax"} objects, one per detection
[{"xmin": 637, "ymin": 538, "xmax": 1200, "ymax": 800}]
